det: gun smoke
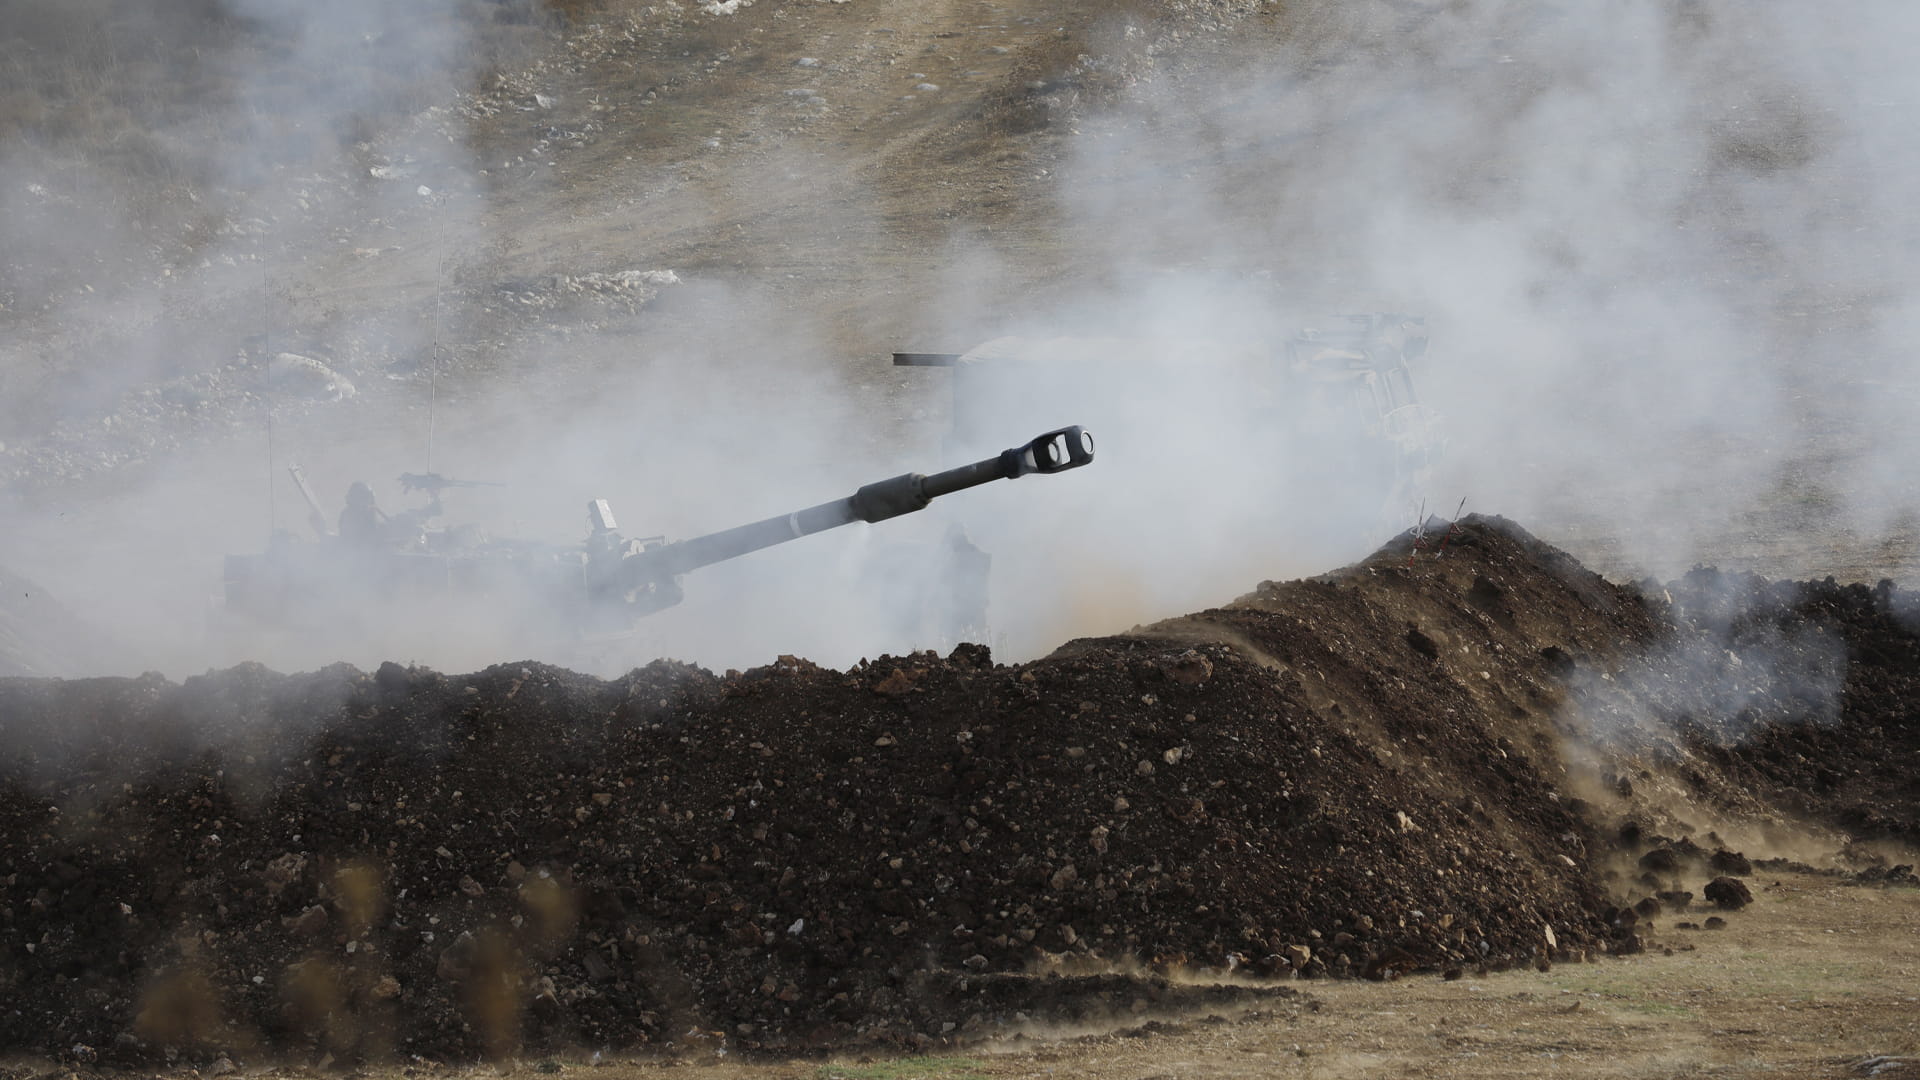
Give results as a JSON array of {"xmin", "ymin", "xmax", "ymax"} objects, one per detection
[{"xmin": 0, "ymin": 0, "xmax": 1916, "ymax": 688}]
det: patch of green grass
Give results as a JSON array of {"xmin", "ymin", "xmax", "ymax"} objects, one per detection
[{"xmin": 815, "ymin": 1057, "xmax": 988, "ymax": 1080}]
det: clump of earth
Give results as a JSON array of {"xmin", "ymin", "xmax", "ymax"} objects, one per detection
[{"xmin": 2, "ymin": 517, "xmax": 1915, "ymax": 1064}]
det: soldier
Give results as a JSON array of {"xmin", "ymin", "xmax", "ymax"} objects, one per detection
[
  {"xmin": 582, "ymin": 498, "xmax": 631, "ymax": 595},
  {"xmin": 338, "ymin": 481, "xmax": 388, "ymax": 547},
  {"xmin": 944, "ymin": 523, "xmax": 992, "ymax": 642}
]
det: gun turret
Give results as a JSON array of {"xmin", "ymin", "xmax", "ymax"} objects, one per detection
[
  {"xmin": 1287, "ymin": 313, "xmax": 1429, "ymax": 372},
  {"xmin": 398, "ymin": 472, "xmax": 505, "ymax": 495},
  {"xmin": 596, "ymin": 426, "xmax": 1094, "ymax": 620},
  {"xmin": 392, "ymin": 471, "xmax": 506, "ymax": 523}
]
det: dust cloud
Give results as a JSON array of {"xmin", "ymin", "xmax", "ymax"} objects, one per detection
[
  {"xmin": 900, "ymin": 0, "xmax": 1920, "ymax": 697},
  {"xmin": 939, "ymin": 1, "xmax": 1920, "ymax": 624},
  {"xmin": 4, "ymin": 0, "xmax": 1919, "ymax": 680}
]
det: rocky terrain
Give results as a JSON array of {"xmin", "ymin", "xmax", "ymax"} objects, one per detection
[
  {"xmin": 3, "ymin": 517, "xmax": 1913, "ymax": 1064},
  {"xmin": 6, "ymin": 1, "xmax": 1920, "ymax": 1074}
]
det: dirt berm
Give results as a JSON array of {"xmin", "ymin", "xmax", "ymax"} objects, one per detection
[{"xmin": 2, "ymin": 517, "xmax": 1915, "ymax": 1063}]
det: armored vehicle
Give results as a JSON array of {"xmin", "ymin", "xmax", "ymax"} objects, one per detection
[
  {"xmin": 217, "ymin": 427, "xmax": 1095, "ymax": 648},
  {"xmin": 895, "ymin": 314, "xmax": 1441, "ymax": 520}
]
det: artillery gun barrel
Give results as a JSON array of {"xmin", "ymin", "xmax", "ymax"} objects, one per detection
[{"xmin": 639, "ymin": 426, "xmax": 1093, "ymax": 578}]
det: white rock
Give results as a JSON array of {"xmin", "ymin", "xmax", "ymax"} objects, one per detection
[{"xmin": 268, "ymin": 353, "xmax": 356, "ymax": 401}]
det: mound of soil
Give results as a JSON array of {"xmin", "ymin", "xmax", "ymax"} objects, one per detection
[
  {"xmin": 2, "ymin": 516, "xmax": 1915, "ymax": 1064},
  {"xmin": 1674, "ymin": 572, "xmax": 1920, "ymax": 846}
]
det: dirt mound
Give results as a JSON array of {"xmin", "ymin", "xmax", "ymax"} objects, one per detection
[
  {"xmin": 3, "ymin": 516, "xmax": 1916, "ymax": 1064},
  {"xmin": 1586, "ymin": 568, "xmax": 1920, "ymax": 850}
]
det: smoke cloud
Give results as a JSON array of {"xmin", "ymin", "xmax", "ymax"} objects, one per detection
[
  {"xmin": 860, "ymin": 0, "xmax": 1920, "ymax": 660},
  {"xmin": 4, "ymin": 0, "xmax": 1919, "ymax": 679}
]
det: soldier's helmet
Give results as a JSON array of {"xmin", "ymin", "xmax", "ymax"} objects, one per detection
[
  {"xmin": 346, "ymin": 481, "xmax": 376, "ymax": 508},
  {"xmin": 1397, "ymin": 316, "xmax": 1430, "ymax": 361}
]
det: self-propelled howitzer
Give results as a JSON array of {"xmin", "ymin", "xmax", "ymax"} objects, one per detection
[{"xmin": 586, "ymin": 426, "xmax": 1094, "ymax": 623}]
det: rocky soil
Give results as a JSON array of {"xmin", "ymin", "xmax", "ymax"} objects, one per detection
[
  {"xmin": 0, "ymin": 0, "xmax": 1256, "ymax": 494},
  {"xmin": 3, "ymin": 517, "xmax": 1913, "ymax": 1064},
  {"xmin": 5, "ymin": 6, "xmax": 1920, "ymax": 1069}
]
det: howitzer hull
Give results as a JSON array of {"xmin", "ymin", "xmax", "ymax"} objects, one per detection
[
  {"xmin": 221, "ymin": 537, "xmax": 597, "ymax": 633},
  {"xmin": 216, "ymin": 429, "xmax": 1096, "ymax": 661},
  {"xmin": 894, "ymin": 319, "xmax": 1441, "ymax": 540}
]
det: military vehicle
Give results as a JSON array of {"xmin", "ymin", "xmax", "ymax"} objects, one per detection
[
  {"xmin": 1280, "ymin": 313, "xmax": 1442, "ymax": 498},
  {"xmin": 895, "ymin": 313, "xmax": 1441, "ymax": 518},
  {"xmin": 217, "ymin": 427, "xmax": 1095, "ymax": 646}
]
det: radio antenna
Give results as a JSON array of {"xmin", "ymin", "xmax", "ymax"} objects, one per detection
[
  {"xmin": 266, "ymin": 405, "xmax": 276, "ymax": 535},
  {"xmin": 264, "ymin": 275, "xmax": 276, "ymax": 534},
  {"xmin": 427, "ymin": 360, "xmax": 437, "ymax": 476},
  {"xmin": 426, "ymin": 238, "xmax": 447, "ymax": 475}
]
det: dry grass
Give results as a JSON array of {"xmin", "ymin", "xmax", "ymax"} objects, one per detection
[
  {"xmin": 0, "ymin": 0, "xmax": 572, "ymax": 188},
  {"xmin": 0, "ymin": 0, "xmax": 236, "ymax": 158},
  {"xmin": 0, "ymin": 0, "xmax": 574, "ymax": 326}
]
